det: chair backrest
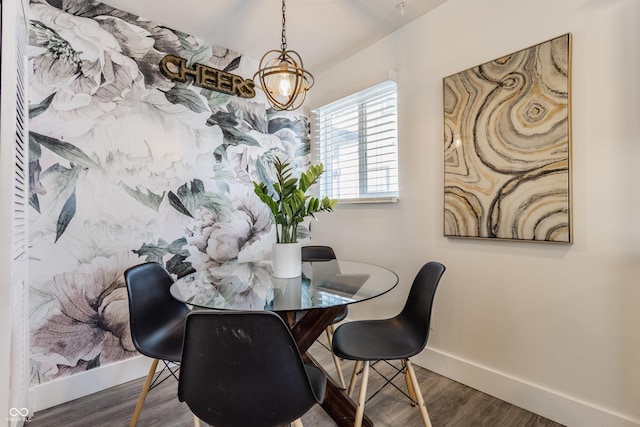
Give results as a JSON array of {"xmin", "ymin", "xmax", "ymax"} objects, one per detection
[
  {"xmin": 398, "ymin": 261, "xmax": 446, "ymax": 355},
  {"xmin": 124, "ymin": 262, "xmax": 190, "ymax": 359},
  {"xmin": 178, "ymin": 311, "xmax": 325, "ymax": 427},
  {"xmin": 301, "ymin": 245, "xmax": 336, "ymax": 261}
]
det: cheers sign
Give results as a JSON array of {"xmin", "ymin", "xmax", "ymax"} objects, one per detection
[{"xmin": 160, "ymin": 54, "xmax": 256, "ymax": 98}]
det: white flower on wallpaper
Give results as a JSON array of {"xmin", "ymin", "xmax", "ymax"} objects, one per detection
[
  {"xmin": 185, "ymin": 184, "xmax": 273, "ymax": 271},
  {"xmin": 205, "ymin": 262, "xmax": 274, "ymax": 310},
  {"xmin": 28, "ymin": 0, "xmax": 312, "ymax": 385},
  {"xmin": 29, "ymin": 3, "xmax": 152, "ymax": 135}
]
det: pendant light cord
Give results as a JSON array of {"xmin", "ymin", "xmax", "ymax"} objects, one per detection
[{"xmin": 281, "ymin": 0, "xmax": 288, "ymax": 52}]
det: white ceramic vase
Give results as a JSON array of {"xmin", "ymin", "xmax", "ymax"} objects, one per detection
[
  {"xmin": 272, "ymin": 242, "xmax": 302, "ymax": 278},
  {"xmin": 272, "ymin": 275, "xmax": 302, "ymax": 309}
]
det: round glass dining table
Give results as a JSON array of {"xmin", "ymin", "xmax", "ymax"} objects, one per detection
[
  {"xmin": 170, "ymin": 259, "xmax": 398, "ymax": 427},
  {"xmin": 170, "ymin": 259, "xmax": 398, "ymax": 312}
]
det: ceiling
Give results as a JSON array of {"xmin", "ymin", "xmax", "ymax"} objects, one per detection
[{"xmin": 101, "ymin": 0, "xmax": 447, "ymax": 73}]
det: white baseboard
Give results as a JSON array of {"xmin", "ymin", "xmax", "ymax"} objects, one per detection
[
  {"xmin": 417, "ymin": 347, "xmax": 640, "ymax": 427},
  {"xmin": 29, "ymin": 356, "xmax": 153, "ymax": 413}
]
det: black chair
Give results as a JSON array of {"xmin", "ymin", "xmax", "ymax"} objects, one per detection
[
  {"xmin": 178, "ymin": 311, "xmax": 327, "ymax": 427},
  {"xmin": 332, "ymin": 261, "xmax": 446, "ymax": 427},
  {"xmin": 301, "ymin": 245, "xmax": 347, "ymax": 389},
  {"xmin": 301, "ymin": 245, "xmax": 337, "ymax": 262},
  {"xmin": 125, "ymin": 262, "xmax": 190, "ymax": 427}
]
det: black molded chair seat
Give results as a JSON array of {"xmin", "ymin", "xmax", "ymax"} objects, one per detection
[
  {"xmin": 179, "ymin": 311, "xmax": 326, "ymax": 427},
  {"xmin": 136, "ymin": 317, "xmax": 186, "ymax": 362},
  {"xmin": 332, "ymin": 305, "xmax": 348, "ymax": 324},
  {"xmin": 301, "ymin": 245, "xmax": 337, "ymax": 262},
  {"xmin": 332, "ymin": 261, "xmax": 446, "ymax": 427},
  {"xmin": 332, "ymin": 316, "xmax": 423, "ymax": 361}
]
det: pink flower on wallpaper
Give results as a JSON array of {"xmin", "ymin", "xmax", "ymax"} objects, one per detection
[{"xmin": 30, "ymin": 253, "xmax": 141, "ymax": 380}]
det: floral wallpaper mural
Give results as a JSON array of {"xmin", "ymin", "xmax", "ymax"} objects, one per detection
[{"xmin": 28, "ymin": 0, "xmax": 311, "ymax": 385}]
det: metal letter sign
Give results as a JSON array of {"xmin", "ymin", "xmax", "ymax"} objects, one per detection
[{"xmin": 160, "ymin": 54, "xmax": 256, "ymax": 98}]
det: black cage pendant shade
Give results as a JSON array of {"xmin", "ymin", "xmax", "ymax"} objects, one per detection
[{"xmin": 253, "ymin": 0, "xmax": 314, "ymax": 111}]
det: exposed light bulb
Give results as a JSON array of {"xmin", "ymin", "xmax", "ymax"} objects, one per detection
[
  {"xmin": 276, "ymin": 62, "xmax": 293, "ymax": 96},
  {"xmin": 279, "ymin": 76, "xmax": 293, "ymax": 96}
]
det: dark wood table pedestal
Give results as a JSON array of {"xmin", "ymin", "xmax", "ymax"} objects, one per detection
[{"xmin": 280, "ymin": 306, "xmax": 374, "ymax": 427}]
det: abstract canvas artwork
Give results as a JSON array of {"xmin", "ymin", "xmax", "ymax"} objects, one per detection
[{"xmin": 443, "ymin": 34, "xmax": 572, "ymax": 243}]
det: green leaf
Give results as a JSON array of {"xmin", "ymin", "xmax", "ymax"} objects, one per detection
[
  {"xmin": 29, "ymin": 194, "xmax": 40, "ymax": 213},
  {"xmin": 225, "ymin": 127, "xmax": 259, "ymax": 146},
  {"xmin": 168, "ymin": 191, "xmax": 194, "ymax": 218},
  {"xmin": 55, "ymin": 189, "xmax": 76, "ymax": 243},
  {"xmin": 283, "ymin": 203, "xmax": 293, "ymax": 218},
  {"xmin": 309, "ymin": 197, "xmax": 319, "ymax": 213},
  {"xmin": 29, "ymin": 135, "xmax": 42, "ymax": 163},
  {"xmin": 272, "ymin": 182, "xmax": 281, "ymax": 195},
  {"xmin": 223, "ymin": 56, "xmax": 242, "ymax": 72},
  {"xmin": 202, "ymin": 90, "xmax": 232, "ymax": 110},
  {"xmin": 167, "ymin": 237, "xmax": 191, "ymax": 257},
  {"xmin": 166, "ymin": 253, "xmax": 195, "ymax": 278},
  {"xmin": 208, "ymin": 110, "xmax": 239, "ymax": 128},
  {"xmin": 38, "ymin": 163, "xmax": 82, "ymax": 237},
  {"xmin": 178, "ymin": 32, "xmax": 213, "ymax": 64},
  {"xmin": 132, "ymin": 239, "xmax": 170, "ymax": 263},
  {"xmin": 121, "ymin": 184, "xmax": 165, "ymax": 212},
  {"xmin": 29, "ymin": 93, "xmax": 55, "ymax": 119},
  {"xmin": 86, "ymin": 354, "xmax": 100, "ymax": 370},
  {"xmin": 299, "ymin": 172, "xmax": 311, "ymax": 190},
  {"xmin": 164, "ymin": 86, "xmax": 209, "ymax": 113},
  {"xmin": 132, "ymin": 238, "xmax": 190, "ymax": 263},
  {"xmin": 30, "ymin": 132, "xmax": 100, "ymax": 169},
  {"xmin": 174, "ymin": 179, "xmax": 233, "ymax": 220},
  {"xmin": 283, "ymin": 177, "xmax": 298, "ymax": 193}
]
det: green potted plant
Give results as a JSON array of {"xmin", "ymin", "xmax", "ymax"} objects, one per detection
[{"xmin": 254, "ymin": 156, "xmax": 337, "ymax": 277}]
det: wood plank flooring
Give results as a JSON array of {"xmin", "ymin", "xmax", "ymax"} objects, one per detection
[{"xmin": 28, "ymin": 338, "xmax": 564, "ymax": 427}]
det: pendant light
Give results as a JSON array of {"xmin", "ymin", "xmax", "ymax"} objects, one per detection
[{"xmin": 253, "ymin": 0, "xmax": 314, "ymax": 111}]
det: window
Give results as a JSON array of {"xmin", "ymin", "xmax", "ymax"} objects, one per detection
[{"xmin": 312, "ymin": 80, "xmax": 399, "ymax": 203}]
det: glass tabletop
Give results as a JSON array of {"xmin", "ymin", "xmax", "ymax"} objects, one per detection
[{"xmin": 170, "ymin": 259, "xmax": 398, "ymax": 312}]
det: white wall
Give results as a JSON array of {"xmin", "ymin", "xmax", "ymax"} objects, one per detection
[{"xmin": 308, "ymin": 0, "xmax": 640, "ymax": 425}]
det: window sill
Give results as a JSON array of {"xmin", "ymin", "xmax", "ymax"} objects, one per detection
[{"xmin": 337, "ymin": 196, "xmax": 398, "ymax": 205}]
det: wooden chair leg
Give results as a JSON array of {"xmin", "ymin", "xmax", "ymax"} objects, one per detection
[
  {"xmin": 325, "ymin": 326, "xmax": 346, "ymax": 389},
  {"xmin": 354, "ymin": 361, "xmax": 370, "ymax": 427},
  {"xmin": 405, "ymin": 360, "xmax": 432, "ymax": 427},
  {"xmin": 402, "ymin": 359, "xmax": 417, "ymax": 406},
  {"xmin": 192, "ymin": 414, "xmax": 201, "ymax": 427},
  {"xmin": 130, "ymin": 358, "xmax": 159, "ymax": 427},
  {"xmin": 292, "ymin": 418, "xmax": 304, "ymax": 427},
  {"xmin": 347, "ymin": 360, "xmax": 362, "ymax": 397}
]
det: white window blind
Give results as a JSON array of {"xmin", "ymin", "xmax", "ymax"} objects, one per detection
[{"xmin": 312, "ymin": 80, "xmax": 399, "ymax": 203}]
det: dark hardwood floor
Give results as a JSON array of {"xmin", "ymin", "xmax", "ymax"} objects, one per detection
[{"xmin": 28, "ymin": 338, "xmax": 564, "ymax": 427}]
